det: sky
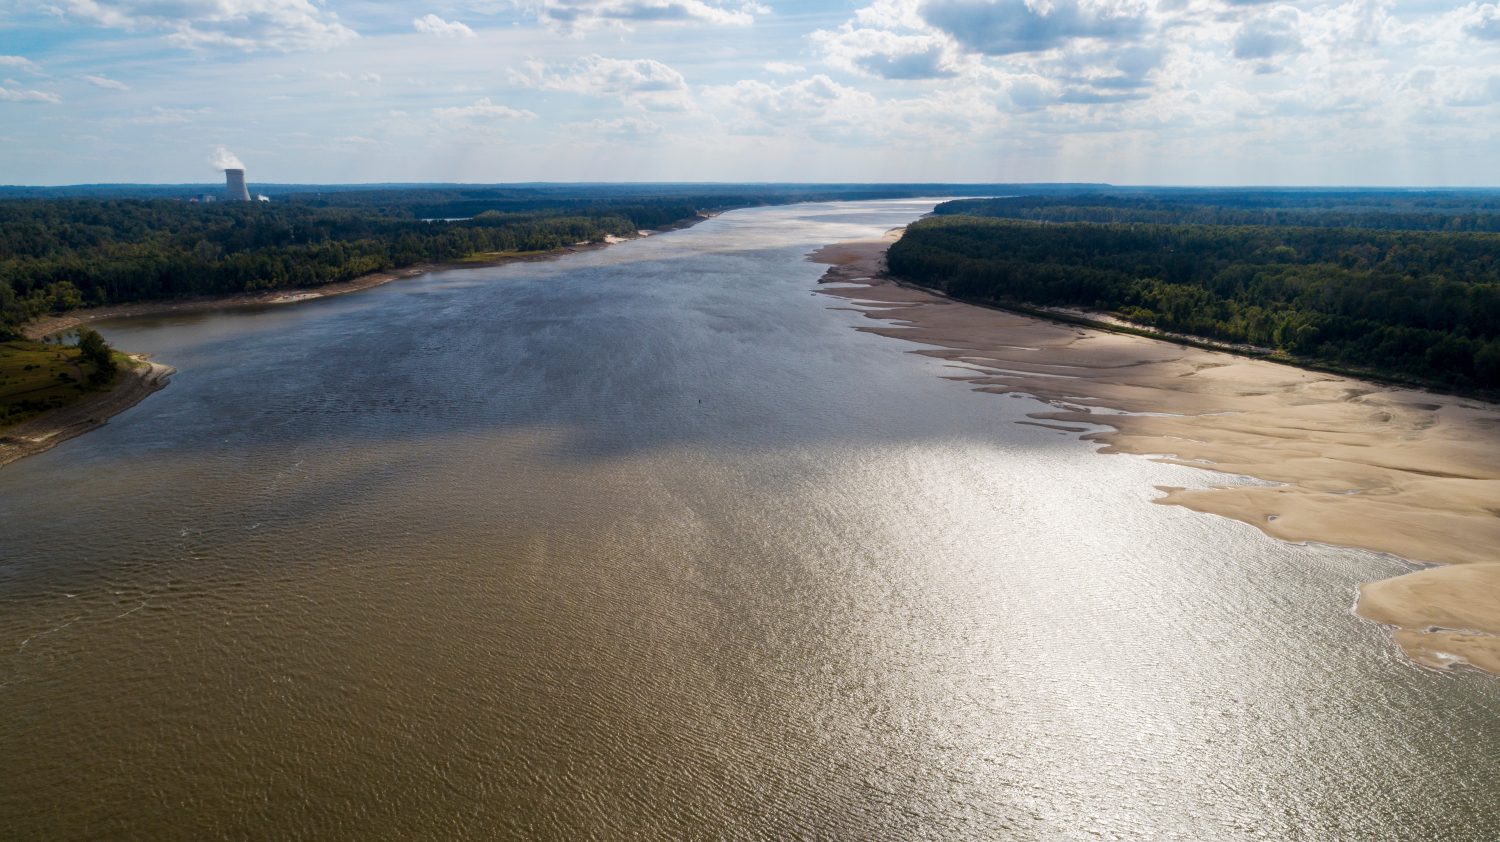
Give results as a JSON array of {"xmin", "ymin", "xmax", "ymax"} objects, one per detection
[{"xmin": 0, "ymin": 0, "xmax": 1498, "ymax": 185}]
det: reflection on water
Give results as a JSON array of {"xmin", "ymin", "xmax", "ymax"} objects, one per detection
[{"xmin": 2, "ymin": 201, "xmax": 1497, "ymax": 840}]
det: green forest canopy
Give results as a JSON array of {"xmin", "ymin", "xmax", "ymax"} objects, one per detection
[{"xmin": 890, "ymin": 193, "xmax": 1500, "ymax": 391}]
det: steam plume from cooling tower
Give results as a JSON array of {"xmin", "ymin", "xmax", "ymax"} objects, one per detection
[
  {"xmin": 211, "ymin": 146, "xmax": 244, "ymax": 171},
  {"xmin": 212, "ymin": 146, "xmax": 251, "ymax": 201}
]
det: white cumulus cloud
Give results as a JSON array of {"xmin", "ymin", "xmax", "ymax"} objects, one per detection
[
  {"xmin": 413, "ymin": 14, "xmax": 476, "ymax": 38},
  {"xmin": 1457, "ymin": 2, "xmax": 1500, "ymax": 40},
  {"xmin": 814, "ymin": 27, "xmax": 963, "ymax": 80},
  {"xmin": 56, "ymin": 0, "xmax": 357, "ymax": 51},
  {"xmin": 703, "ymin": 74, "xmax": 882, "ymax": 139},
  {"xmin": 511, "ymin": 55, "xmax": 693, "ymax": 111}
]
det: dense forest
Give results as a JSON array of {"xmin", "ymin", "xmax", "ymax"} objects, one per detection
[
  {"xmin": 0, "ymin": 199, "xmax": 683, "ymax": 334},
  {"xmin": 936, "ymin": 192, "xmax": 1500, "ymax": 232},
  {"xmin": 890, "ymin": 194, "xmax": 1500, "ymax": 391}
]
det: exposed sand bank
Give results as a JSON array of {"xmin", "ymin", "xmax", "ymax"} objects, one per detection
[
  {"xmin": 811, "ymin": 237, "xmax": 1500, "ymax": 676},
  {"xmin": 0, "ymin": 356, "xmax": 173, "ymax": 469}
]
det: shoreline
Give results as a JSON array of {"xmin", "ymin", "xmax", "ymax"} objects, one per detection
[
  {"xmin": 21, "ymin": 214, "xmax": 714, "ymax": 341},
  {"xmin": 811, "ymin": 235, "xmax": 1500, "ymax": 677},
  {"xmin": 0, "ymin": 355, "xmax": 173, "ymax": 469},
  {"xmin": 5, "ymin": 212, "xmax": 716, "ymax": 468}
]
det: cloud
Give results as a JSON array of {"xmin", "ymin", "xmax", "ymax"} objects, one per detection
[
  {"xmin": 920, "ymin": 0, "xmax": 1149, "ymax": 56},
  {"xmin": 811, "ymin": 0, "xmax": 978, "ymax": 80},
  {"xmin": 0, "ymin": 56, "xmax": 41, "ymax": 73},
  {"xmin": 56, "ymin": 0, "xmax": 357, "ymax": 51},
  {"xmin": 533, "ymin": 0, "xmax": 765, "ymax": 33},
  {"xmin": 80, "ymin": 74, "xmax": 130, "ymax": 90},
  {"xmin": 999, "ymin": 61, "xmax": 1154, "ymax": 109},
  {"xmin": 431, "ymin": 96, "xmax": 537, "ymax": 120},
  {"xmin": 704, "ymin": 74, "xmax": 880, "ymax": 137},
  {"xmin": 511, "ymin": 55, "xmax": 693, "ymax": 111},
  {"xmin": 704, "ymin": 72, "xmax": 997, "ymax": 144},
  {"xmin": 1056, "ymin": 88, "xmax": 1149, "ymax": 103},
  {"xmin": 124, "ymin": 105, "xmax": 213, "ymax": 124},
  {"xmin": 1112, "ymin": 44, "xmax": 1161, "ymax": 81},
  {"xmin": 813, "ymin": 27, "xmax": 961, "ymax": 79},
  {"xmin": 413, "ymin": 13, "xmax": 476, "ymax": 37},
  {"xmin": 1233, "ymin": 8, "xmax": 1304, "ymax": 65},
  {"xmin": 1460, "ymin": 2, "xmax": 1500, "ymax": 39},
  {"xmin": 567, "ymin": 116, "xmax": 663, "ymax": 136},
  {"xmin": 1052, "ymin": 43, "xmax": 1163, "ymax": 94},
  {"xmin": 0, "ymin": 86, "xmax": 60, "ymax": 103},
  {"xmin": 763, "ymin": 61, "xmax": 806, "ymax": 74},
  {"xmin": 1002, "ymin": 74, "xmax": 1058, "ymax": 109}
]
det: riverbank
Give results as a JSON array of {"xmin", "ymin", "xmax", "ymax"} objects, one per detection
[
  {"xmin": 4, "ymin": 215, "xmax": 714, "ymax": 468},
  {"xmin": 812, "ymin": 237, "xmax": 1500, "ymax": 676},
  {"xmin": 20, "ymin": 218, "xmax": 711, "ymax": 341},
  {"xmin": 0, "ymin": 355, "xmax": 173, "ymax": 469}
]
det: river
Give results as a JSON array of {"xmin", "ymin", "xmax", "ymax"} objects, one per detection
[{"xmin": 2, "ymin": 200, "xmax": 1497, "ymax": 839}]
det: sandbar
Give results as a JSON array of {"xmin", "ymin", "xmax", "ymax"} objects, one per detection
[{"xmin": 811, "ymin": 237, "xmax": 1500, "ymax": 676}]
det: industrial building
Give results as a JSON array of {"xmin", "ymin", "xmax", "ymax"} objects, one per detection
[{"xmin": 224, "ymin": 168, "xmax": 250, "ymax": 202}]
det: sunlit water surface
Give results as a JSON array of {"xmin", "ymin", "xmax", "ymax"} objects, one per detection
[{"xmin": 2, "ymin": 201, "xmax": 1497, "ymax": 840}]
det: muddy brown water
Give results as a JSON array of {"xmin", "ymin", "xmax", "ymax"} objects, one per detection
[{"xmin": 2, "ymin": 201, "xmax": 1497, "ymax": 840}]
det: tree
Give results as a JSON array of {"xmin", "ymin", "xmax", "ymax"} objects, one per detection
[
  {"xmin": 76, "ymin": 328, "xmax": 118, "ymax": 384},
  {"xmin": 1476, "ymin": 341, "xmax": 1500, "ymax": 388}
]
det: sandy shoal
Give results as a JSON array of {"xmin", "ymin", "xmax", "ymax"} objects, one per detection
[{"xmin": 810, "ymin": 238, "xmax": 1500, "ymax": 676}]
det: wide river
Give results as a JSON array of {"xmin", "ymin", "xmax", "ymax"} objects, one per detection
[{"xmin": 2, "ymin": 200, "xmax": 1497, "ymax": 839}]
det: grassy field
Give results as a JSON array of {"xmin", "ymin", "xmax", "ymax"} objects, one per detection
[{"xmin": 0, "ymin": 340, "xmax": 127, "ymax": 431}]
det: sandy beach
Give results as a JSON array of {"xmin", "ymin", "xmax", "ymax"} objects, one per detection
[{"xmin": 812, "ymin": 236, "xmax": 1500, "ymax": 676}]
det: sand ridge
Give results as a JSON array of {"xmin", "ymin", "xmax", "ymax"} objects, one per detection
[{"xmin": 810, "ymin": 238, "xmax": 1500, "ymax": 676}]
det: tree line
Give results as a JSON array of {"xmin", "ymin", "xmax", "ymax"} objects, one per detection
[
  {"xmin": 0, "ymin": 196, "xmax": 708, "ymax": 336},
  {"xmin": 936, "ymin": 192, "xmax": 1500, "ymax": 233},
  {"xmin": 889, "ymin": 204, "xmax": 1500, "ymax": 391}
]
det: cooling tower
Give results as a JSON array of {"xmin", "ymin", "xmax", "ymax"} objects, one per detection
[{"xmin": 224, "ymin": 168, "xmax": 251, "ymax": 202}]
